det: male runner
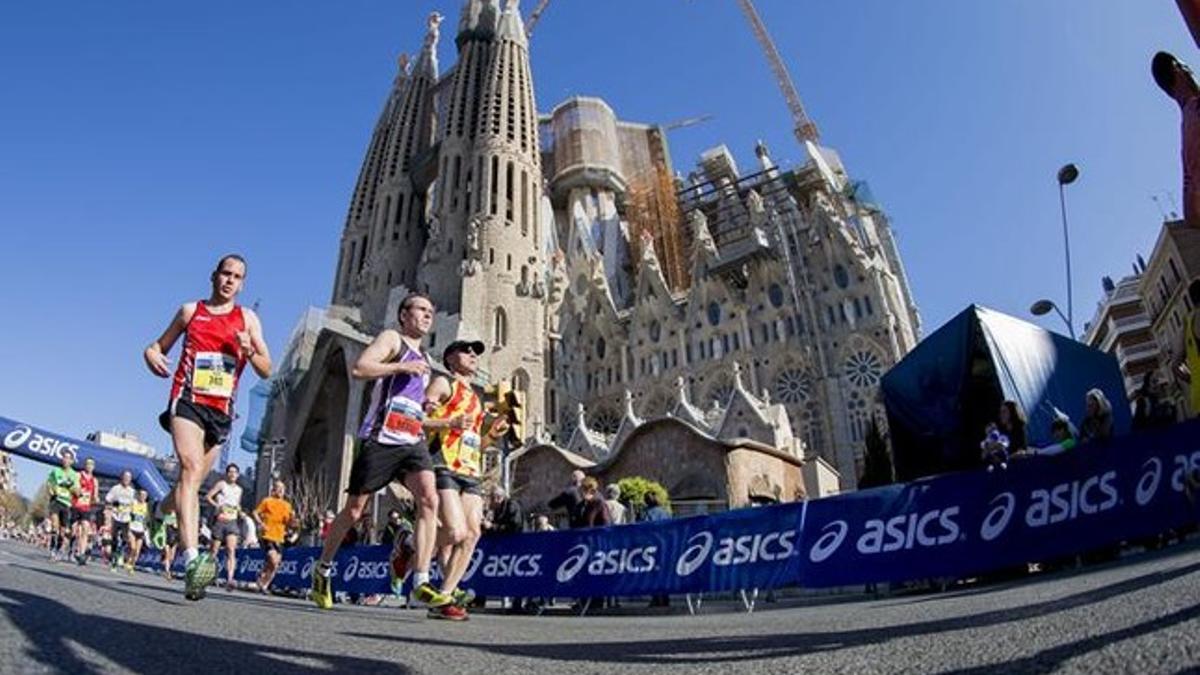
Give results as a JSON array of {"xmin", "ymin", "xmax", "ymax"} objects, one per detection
[
  {"xmin": 105, "ymin": 470, "xmax": 136, "ymax": 569},
  {"xmin": 160, "ymin": 509, "xmax": 180, "ymax": 579},
  {"xmin": 127, "ymin": 489, "xmax": 150, "ymax": 573},
  {"xmin": 310, "ymin": 293, "xmax": 448, "ymax": 610},
  {"xmin": 45, "ymin": 450, "xmax": 78, "ymax": 562},
  {"xmin": 206, "ymin": 463, "xmax": 244, "ymax": 591},
  {"xmin": 424, "ymin": 339, "xmax": 508, "ymax": 620},
  {"xmin": 144, "ymin": 253, "xmax": 270, "ymax": 600},
  {"xmin": 70, "ymin": 457, "xmax": 100, "ymax": 564},
  {"xmin": 253, "ymin": 479, "xmax": 293, "ymax": 592}
]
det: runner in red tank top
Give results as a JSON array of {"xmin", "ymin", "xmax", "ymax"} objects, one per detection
[{"xmin": 143, "ymin": 254, "xmax": 271, "ymax": 601}]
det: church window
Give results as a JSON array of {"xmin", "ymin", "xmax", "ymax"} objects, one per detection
[
  {"xmin": 784, "ymin": 317, "xmax": 793, "ymax": 338},
  {"xmin": 864, "ymin": 295, "xmax": 874, "ymax": 315},
  {"xmin": 589, "ymin": 409, "xmax": 621, "ymax": 435},
  {"xmin": 671, "ymin": 349, "xmax": 678, "ymax": 368},
  {"xmin": 722, "ymin": 334, "xmax": 730, "ymax": 354},
  {"xmin": 595, "ymin": 337, "xmax": 606, "ymax": 359},
  {"xmin": 505, "ymin": 161, "xmax": 514, "ymax": 223},
  {"xmin": 493, "ymin": 307, "xmax": 508, "ymax": 349},
  {"xmin": 452, "ymin": 157, "xmax": 462, "ymax": 211},
  {"xmin": 686, "ymin": 343, "xmax": 693, "ymax": 363},
  {"xmin": 854, "ymin": 298, "xmax": 863, "ymax": 318},
  {"xmin": 489, "ymin": 248, "xmax": 495, "ymax": 265},
  {"xmin": 844, "ymin": 351, "xmax": 883, "ymax": 388},
  {"xmin": 507, "ymin": 253, "xmax": 512, "ymax": 271},
  {"xmin": 396, "ymin": 194, "xmax": 405, "ymax": 225},
  {"xmin": 774, "ymin": 368, "xmax": 811, "ymax": 404},
  {"xmin": 768, "ymin": 283, "xmax": 785, "ymax": 308},
  {"xmin": 732, "ymin": 333, "xmax": 741, "ymax": 351},
  {"xmin": 520, "ymin": 265, "xmax": 529, "ymax": 288},
  {"xmin": 520, "ymin": 171, "xmax": 529, "ymax": 236},
  {"xmin": 839, "ymin": 303, "xmax": 848, "ymax": 323},
  {"xmin": 834, "ymin": 264, "xmax": 850, "ymax": 289},
  {"xmin": 490, "ymin": 156, "xmax": 500, "ymax": 216},
  {"xmin": 707, "ymin": 301, "xmax": 721, "ymax": 326},
  {"xmin": 649, "ymin": 320, "xmax": 661, "ymax": 343}
]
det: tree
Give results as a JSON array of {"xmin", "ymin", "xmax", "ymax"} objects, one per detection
[
  {"xmin": 616, "ymin": 476, "xmax": 671, "ymax": 520},
  {"xmin": 288, "ymin": 466, "xmax": 336, "ymax": 545},
  {"xmin": 858, "ymin": 417, "xmax": 895, "ymax": 489},
  {"xmin": 0, "ymin": 490, "xmax": 28, "ymax": 524},
  {"xmin": 28, "ymin": 483, "xmax": 52, "ymax": 523}
]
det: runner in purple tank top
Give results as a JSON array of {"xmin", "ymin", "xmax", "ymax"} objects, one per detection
[{"xmin": 309, "ymin": 292, "xmax": 454, "ymax": 611}]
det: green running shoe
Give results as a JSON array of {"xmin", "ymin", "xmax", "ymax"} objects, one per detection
[
  {"xmin": 411, "ymin": 582, "xmax": 452, "ymax": 608},
  {"xmin": 184, "ymin": 553, "xmax": 216, "ymax": 601},
  {"xmin": 451, "ymin": 588, "xmax": 476, "ymax": 608},
  {"xmin": 310, "ymin": 564, "xmax": 334, "ymax": 610}
]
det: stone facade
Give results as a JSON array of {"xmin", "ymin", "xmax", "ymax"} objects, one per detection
[
  {"xmin": 252, "ymin": 0, "xmax": 921, "ymax": 497},
  {"xmin": 1140, "ymin": 220, "xmax": 1200, "ymax": 416}
]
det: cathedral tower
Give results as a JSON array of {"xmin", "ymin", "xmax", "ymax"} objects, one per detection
[{"xmin": 419, "ymin": 0, "xmax": 546, "ymax": 428}]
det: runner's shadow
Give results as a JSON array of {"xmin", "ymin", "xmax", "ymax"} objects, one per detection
[
  {"xmin": 351, "ymin": 558, "xmax": 1200, "ymax": 666},
  {"xmin": 17, "ymin": 565, "xmax": 180, "ymax": 607},
  {"xmin": 0, "ymin": 589, "xmax": 413, "ymax": 675}
]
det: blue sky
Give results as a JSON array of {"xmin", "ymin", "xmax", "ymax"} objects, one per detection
[{"xmin": 0, "ymin": 1, "xmax": 1190, "ymax": 499}]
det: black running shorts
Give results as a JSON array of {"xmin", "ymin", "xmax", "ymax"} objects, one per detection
[
  {"xmin": 346, "ymin": 438, "xmax": 433, "ymax": 495},
  {"xmin": 160, "ymin": 399, "xmax": 231, "ymax": 448},
  {"xmin": 434, "ymin": 469, "xmax": 482, "ymax": 496}
]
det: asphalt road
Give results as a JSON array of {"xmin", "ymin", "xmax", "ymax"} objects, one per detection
[{"xmin": 1, "ymin": 540, "xmax": 1199, "ymax": 674}]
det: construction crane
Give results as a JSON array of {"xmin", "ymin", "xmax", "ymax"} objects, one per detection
[
  {"xmin": 662, "ymin": 114, "xmax": 714, "ymax": 132},
  {"xmin": 736, "ymin": 0, "xmax": 820, "ymax": 144},
  {"xmin": 525, "ymin": 0, "xmax": 553, "ymax": 38}
]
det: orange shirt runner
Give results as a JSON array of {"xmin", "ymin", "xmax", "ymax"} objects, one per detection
[{"xmin": 255, "ymin": 497, "xmax": 293, "ymax": 544}]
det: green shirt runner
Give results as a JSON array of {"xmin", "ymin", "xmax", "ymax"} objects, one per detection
[{"xmin": 47, "ymin": 467, "xmax": 79, "ymax": 507}]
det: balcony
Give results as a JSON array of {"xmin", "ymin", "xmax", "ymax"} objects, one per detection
[
  {"xmin": 1116, "ymin": 340, "xmax": 1160, "ymax": 364},
  {"xmin": 1110, "ymin": 313, "xmax": 1151, "ymax": 333}
]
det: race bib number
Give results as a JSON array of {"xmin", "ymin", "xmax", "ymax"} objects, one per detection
[
  {"xmin": 381, "ymin": 396, "xmax": 424, "ymax": 444},
  {"xmin": 219, "ymin": 505, "xmax": 239, "ymax": 521},
  {"xmin": 192, "ymin": 352, "xmax": 237, "ymax": 398},
  {"xmin": 461, "ymin": 431, "xmax": 481, "ymax": 451}
]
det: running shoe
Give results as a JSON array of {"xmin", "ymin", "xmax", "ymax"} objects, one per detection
[
  {"xmin": 451, "ymin": 588, "xmax": 476, "ymax": 608},
  {"xmin": 310, "ymin": 564, "xmax": 333, "ymax": 610},
  {"xmin": 184, "ymin": 553, "xmax": 217, "ymax": 601},
  {"xmin": 411, "ymin": 582, "xmax": 452, "ymax": 608},
  {"xmin": 427, "ymin": 603, "xmax": 468, "ymax": 621}
]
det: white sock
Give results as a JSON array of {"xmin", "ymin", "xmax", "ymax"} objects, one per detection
[
  {"xmin": 184, "ymin": 547, "xmax": 198, "ymax": 564},
  {"xmin": 414, "ymin": 571, "xmax": 430, "ymax": 587}
]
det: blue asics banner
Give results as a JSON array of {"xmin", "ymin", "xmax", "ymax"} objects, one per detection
[{"xmin": 137, "ymin": 421, "xmax": 1200, "ymax": 596}]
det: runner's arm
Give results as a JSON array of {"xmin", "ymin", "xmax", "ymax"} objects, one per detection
[
  {"xmin": 144, "ymin": 303, "xmax": 195, "ymax": 378},
  {"xmin": 422, "ymin": 377, "xmax": 467, "ymax": 430},
  {"xmin": 204, "ymin": 481, "xmax": 224, "ymax": 508},
  {"xmin": 240, "ymin": 309, "xmax": 272, "ymax": 379},
  {"xmin": 351, "ymin": 330, "xmax": 420, "ymax": 380}
]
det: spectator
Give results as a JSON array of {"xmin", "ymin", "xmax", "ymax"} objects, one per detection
[
  {"xmin": 604, "ymin": 485, "xmax": 627, "ymax": 525},
  {"xmin": 319, "ymin": 510, "xmax": 336, "ymax": 542},
  {"xmin": 485, "ymin": 487, "xmax": 524, "ymax": 535},
  {"xmin": 578, "ymin": 478, "xmax": 611, "ymax": 528},
  {"xmin": 997, "ymin": 401, "xmax": 1027, "ymax": 454},
  {"xmin": 642, "ymin": 491, "xmax": 671, "ymax": 522},
  {"xmin": 380, "ymin": 509, "xmax": 407, "ymax": 547},
  {"xmin": 547, "ymin": 469, "xmax": 585, "ymax": 528},
  {"xmin": 1133, "ymin": 375, "xmax": 1177, "ymax": 431},
  {"xmin": 532, "ymin": 514, "xmax": 555, "ymax": 532},
  {"xmin": 1026, "ymin": 417, "xmax": 1078, "ymax": 457},
  {"xmin": 1080, "ymin": 389, "xmax": 1114, "ymax": 444}
]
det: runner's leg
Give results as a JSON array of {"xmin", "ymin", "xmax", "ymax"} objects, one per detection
[
  {"xmin": 441, "ymin": 492, "xmax": 483, "ymax": 595},
  {"xmin": 224, "ymin": 533, "xmax": 238, "ymax": 585},
  {"xmin": 170, "ymin": 416, "xmax": 212, "ymax": 558},
  {"xmin": 259, "ymin": 548, "xmax": 281, "ymax": 589},
  {"xmin": 435, "ymin": 489, "xmax": 468, "ymax": 594},
  {"xmin": 404, "ymin": 470, "xmax": 440, "ymax": 582}
]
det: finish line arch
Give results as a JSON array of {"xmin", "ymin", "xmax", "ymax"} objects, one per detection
[{"xmin": 0, "ymin": 416, "xmax": 171, "ymax": 501}]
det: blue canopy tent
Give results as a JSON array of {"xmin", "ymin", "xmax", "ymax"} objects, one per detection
[
  {"xmin": 0, "ymin": 416, "xmax": 171, "ymax": 501},
  {"xmin": 880, "ymin": 305, "xmax": 1132, "ymax": 481}
]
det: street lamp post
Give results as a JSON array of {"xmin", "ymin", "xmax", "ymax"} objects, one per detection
[
  {"xmin": 1057, "ymin": 163, "xmax": 1079, "ymax": 339},
  {"xmin": 1030, "ymin": 298, "xmax": 1075, "ymax": 340}
]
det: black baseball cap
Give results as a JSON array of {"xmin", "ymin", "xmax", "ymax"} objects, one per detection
[{"xmin": 443, "ymin": 339, "xmax": 485, "ymax": 367}]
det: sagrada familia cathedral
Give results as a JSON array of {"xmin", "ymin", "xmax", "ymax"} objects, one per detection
[{"xmin": 254, "ymin": 0, "xmax": 921, "ymax": 513}]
